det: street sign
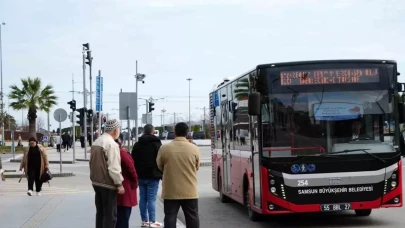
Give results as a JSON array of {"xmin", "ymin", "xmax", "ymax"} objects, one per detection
[
  {"xmin": 96, "ymin": 75, "xmax": 104, "ymax": 111},
  {"xmin": 53, "ymin": 108, "xmax": 68, "ymax": 122},
  {"xmin": 43, "ymin": 136, "xmax": 48, "ymax": 141},
  {"xmin": 119, "ymin": 92, "xmax": 137, "ymax": 120},
  {"xmin": 142, "ymin": 114, "xmax": 152, "ymax": 124}
]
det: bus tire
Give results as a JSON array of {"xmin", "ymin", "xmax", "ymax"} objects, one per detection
[
  {"xmin": 244, "ymin": 179, "xmax": 261, "ymax": 222},
  {"xmin": 218, "ymin": 175, "xmax": 230, "ymax": 203},
  {"xmin": 355, "ymin": 209, "xmax": 372, "ymax": 216}
]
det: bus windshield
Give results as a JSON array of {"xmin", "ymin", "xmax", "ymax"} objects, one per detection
[{"xmin": 261, "ymin": 89, "xmax": 397, "ymax": 158}]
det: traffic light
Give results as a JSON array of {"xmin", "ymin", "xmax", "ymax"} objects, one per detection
[
  {"xmin": 76, "ymin": 108, "xmax": 85, "ymax": 127},
  {"xmin": 103, "ymin": 116, "xmax": 107, "ymax": 123},
  {"xmin": 148, "ymin": 102, "xmax": 155, "ymax": 113},
  {"xmin": 96, "ymin": 112, "xmax": 100, "ymax": 118},
  {"xmin": 85, "ymin": 50, "xmax": 92, "ymax": 66},
  {"xmin": 82, "ymin": 43, "xmax": 90, "ymax": 50},
  {"xmin": 67, "ymin": 100, "xmax": 76, "ymax": 111},
  {"xmin": 87, "ymin": 109, "xmax": 93, "ymax": 120}
]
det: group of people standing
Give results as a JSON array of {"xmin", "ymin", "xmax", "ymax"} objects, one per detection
[{"xmin": 89, "ymin": 119, "xmax": 201, "ymax": 228}]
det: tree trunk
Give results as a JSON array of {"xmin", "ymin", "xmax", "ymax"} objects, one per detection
[{"xmin": 28, "ymin": 108, "xmax": 37, "ymax": 138}]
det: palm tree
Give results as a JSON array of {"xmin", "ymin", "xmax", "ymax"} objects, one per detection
[{"xmin": 8, "ymin": 77, "xmax": 57, "ymax": 137}]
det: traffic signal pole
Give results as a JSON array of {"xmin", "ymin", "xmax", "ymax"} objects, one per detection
[{"xmin": 82, "ymin": 45, "xmax": 88, "ymax": 160}]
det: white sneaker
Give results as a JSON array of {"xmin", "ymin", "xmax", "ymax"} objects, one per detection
[
  {"xmin": 149, "ymin": 221, "xmax": 163, "ymax": 227},
  {"xmin": 141, "ymin": 221, "xmax": 149, "ymax": 227},
  {"xmin": 27, "ymin": 190, "xmax": 32, "ymax": 196},
  {"xmin": 36, "ymin": 192, "xmax": 41, "ymax": 196}
]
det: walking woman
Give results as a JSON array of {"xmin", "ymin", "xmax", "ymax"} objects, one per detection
[
  {"xmin": 19, "ymin": 137, "xmax": 49, "ymax": 196},
  {"xmin": 115, "ymin": 136, "xmax": 138, "ymax": 228}
]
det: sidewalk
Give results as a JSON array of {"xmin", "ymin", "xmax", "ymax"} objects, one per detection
[
  {"xmin": 9, "ymin": 145, "xmax": 91, "ymax": 164},
  {"xmin": 0, "ymin": 192, "xmax": 185, "ymax": 228}
]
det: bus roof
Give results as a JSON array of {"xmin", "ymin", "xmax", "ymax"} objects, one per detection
[{"xmin": 211, "ymin": 59, "xmax": 397, "ymax": 92}]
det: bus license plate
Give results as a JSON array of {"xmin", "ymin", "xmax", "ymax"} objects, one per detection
[{"xmin": 320, "ymin": 203, "xmax": 351, "ymax": 211}]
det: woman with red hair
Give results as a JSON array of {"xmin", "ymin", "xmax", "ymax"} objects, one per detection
[{"xmin": 115, "ymin": 136, "xmax": 138, "ymax": 228}]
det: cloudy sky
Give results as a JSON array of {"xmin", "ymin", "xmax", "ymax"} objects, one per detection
[{"xmin": 1, "ymin": 0, "xmax": 404, "ymax": 131}]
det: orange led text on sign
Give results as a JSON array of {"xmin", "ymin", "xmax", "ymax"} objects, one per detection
[{"xmin": 280, "ymin": 68, "xmax": 379, "ymax": 86}]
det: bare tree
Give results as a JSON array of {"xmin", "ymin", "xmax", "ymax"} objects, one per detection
[{"xmin": 37, "ymin": 117, "xmax": 45, "ymax": 131}]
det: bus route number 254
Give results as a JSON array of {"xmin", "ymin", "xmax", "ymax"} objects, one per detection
[{"xmin": 298, "ymin": 180, "xmax": 309, "ymax": 186}]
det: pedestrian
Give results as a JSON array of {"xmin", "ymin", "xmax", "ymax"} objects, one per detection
[
  {"xmin": 157, "ymin": 122, "xmax": 200, "ymax": 228},
  {"xmin": 62, "ymin": 132, "xmax": 70, "ymax": 152},
  {"xmin": 80, "ymin": 133, "xmax": 85, "ymax": 148},
  {"xmin": 55, "ymin": 133, "xmax": 61, "ymax": 152},
  {"xmin": 19, "ymin": 137, "xmax": 49, "ymax": 196},
  {"xmin": 89, "ymin": 119, "xmax": 125, "ymax": 228},
  {"xmin": 115, "ymin": 136, "xmax": 138, "ymax": 228},
  {"xmin": 131, "ymin": 124, "xmax": 163, "ymax": 227}
]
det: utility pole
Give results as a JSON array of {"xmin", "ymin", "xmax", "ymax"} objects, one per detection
[
  {"xmin": 161, "ymin": 108, "xmax": 166, "ymax": 130},
  {"xmin": 47, "ymin": 112, "xmax": 50, "ymax": 144},
  {"xmin": 82, "ymin": 43, "xmax": 89, "ymax": 159},
  {"xmin": 89, "ymin": 52, "xmax": 94, "ymax": 145},
  {"xmin": 186, "ymin": 78, "xmax": 192, "ymax": 128},
  {"xmin": 98, "ymin": 70, "xmax": 102, "ymax": 135},
  {"xmin": 196, "ymin": 107, "xmax": 207, "ymax": 131},
  {"xmin": 135, "ymin": 62, "xmax": 146, "ymax": 142},
  {"xmin": 0, "ymin": 22, "xmax": 6, "ymax": 146}
]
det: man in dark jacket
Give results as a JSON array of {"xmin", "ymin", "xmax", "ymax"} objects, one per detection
[
  {"xmin": 61, "ymin": 132, "xmax": 70, "ymax": 152},
  {"xmin": 131, "ymin": 124, "xmax": 163, "ymax": 227}
]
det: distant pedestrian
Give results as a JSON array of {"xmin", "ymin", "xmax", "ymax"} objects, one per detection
[
  {"xmin": 61, "ymin": 132, "xmax": 70, "ymax": 152},
  {"xmin": 89, "ymin": 119, "xmax": 124, "ymax": 228},
  {"xmin": 19, "ymin": 137, "xmax": 49, "ymax": 196},
  {"xmin": 55, "ymin": 133, "xmax": 62, "ymax": 152},
  {"xmin": 115, "ymin": 136, "xmax": 138, "ymax": 228},
  {"xmin": 80, "ymin": 134, "xmax": 85, "ymax": 148},
  {"xmin": 131, "ymin": 124, "xmax": 163, "ymax": 227},
  {"xmin": 157, "ymin": 122, "xmax": 200, "ymax": 228}
]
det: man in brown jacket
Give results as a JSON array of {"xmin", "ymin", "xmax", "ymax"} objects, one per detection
[
  {"xmin": 157, "ymin": 122, "xmax": 200, "ymax": 228},
  {"xmin": 89, "ymin": 119, "xmax": 124, "ymax": 228}
]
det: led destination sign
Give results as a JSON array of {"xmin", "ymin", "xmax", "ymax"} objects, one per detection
[{"xmin": 280, "ymin": 68, "xmax": 379, "ymax": 86}]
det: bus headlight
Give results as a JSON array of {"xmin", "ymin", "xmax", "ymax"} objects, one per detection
[
  {"xmin": 270, "ymin": 179, "xmax": 276, "ymax": 185},
  {"xmin": 271, "ymin": 187, "xmax": 277, "ymax": 193},
  {"xmin": 391, "ymin": 181, "xmax": 397, "ymax": 188},
  {"xmin": 392, "ymin": 173, "xmax": 397, "ymax": 179}
]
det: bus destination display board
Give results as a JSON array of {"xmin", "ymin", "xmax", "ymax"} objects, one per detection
[{"xmin": 280, "ymin": 68, "xmax": 379, "ymax": 86}]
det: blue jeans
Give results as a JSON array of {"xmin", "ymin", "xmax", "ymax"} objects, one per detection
[{"xmin": 138, "ymin": 179, "xmax": 160, "ymax": 222}]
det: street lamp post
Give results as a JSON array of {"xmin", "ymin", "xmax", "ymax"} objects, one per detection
[
  {"xmin": 186, "ymin": 78, "xmax": 192, "ymax": 128},
  {"xmin": 135, "ymin": 60, "xmax": 146, "ymax": 142},
  {"xmin": 0, "ymin": 22, "xmax": 6, "ymax": 146}
]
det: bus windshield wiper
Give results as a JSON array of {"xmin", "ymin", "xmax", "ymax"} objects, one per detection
[{"xmin": 321, "ymin": 149, "xmax": 386, "ymax": 163}]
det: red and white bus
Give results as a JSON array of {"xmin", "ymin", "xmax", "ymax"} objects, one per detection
[{"xmin": 210, "ymin": 60, "xmax": 405, "ymax": 221}]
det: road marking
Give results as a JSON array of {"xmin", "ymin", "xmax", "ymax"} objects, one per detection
[{"xmin": 0, "ymin": 181, "xmax": 91, "ymax": 196}]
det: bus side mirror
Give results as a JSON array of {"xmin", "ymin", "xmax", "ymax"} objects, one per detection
[
  {"xmin": 399, "ymin": 103, "xmax": 405, "ymax": 123},
  {"xmin": 248, "ymin": 92, "xmax": 261, "ymax": 116}
]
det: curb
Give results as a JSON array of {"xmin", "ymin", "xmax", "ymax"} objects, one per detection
[{"xmin": 4, "ymin": 172, "xmax": 75, "ymax": 178}]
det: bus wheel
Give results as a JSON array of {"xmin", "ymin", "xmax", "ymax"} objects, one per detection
[
  {"xmin": 219, "ymin": 176, "xmax": 230, "ymax": 203},
  {"xmin": 355, "ymin": 209, "xmax": 372, "ymax": 216},
  {"xmin": 245, "ymin": 186, "xmax": 261, "ymax": 221}
]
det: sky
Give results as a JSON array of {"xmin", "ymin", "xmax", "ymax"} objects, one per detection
[{"xmin": 1, "ymin": 0, "xmax": 405, "ymax": 131}]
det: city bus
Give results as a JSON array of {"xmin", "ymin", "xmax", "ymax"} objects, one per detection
[{"xmin": 209, "ymin": 60, "xmax": 405, "ymax": 221}]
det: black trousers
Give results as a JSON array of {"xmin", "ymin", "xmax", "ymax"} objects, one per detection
[
  {"xmin": 28, "ymin": 170, "xmax": 43, "ymax": 192},
  {"xmin": 94, "ymin": 186, "xmax": 118, "ymax": 228},
  {"xmin": 164, "ymin": 199, "xmax": 199, "ymax": 228},
  {"xmin": 116, "ymin": 206, "xmax": 132, "ymax": 228}
]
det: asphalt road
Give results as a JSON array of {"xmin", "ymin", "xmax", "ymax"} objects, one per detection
[{"xmin": 177, "ymin": 166, "xmax": 405, "ymax": 228}]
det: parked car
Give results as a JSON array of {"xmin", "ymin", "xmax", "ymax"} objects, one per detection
[{"xmin": 187, "ymin": 131, "xmax": 205, "ymax": 140}]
